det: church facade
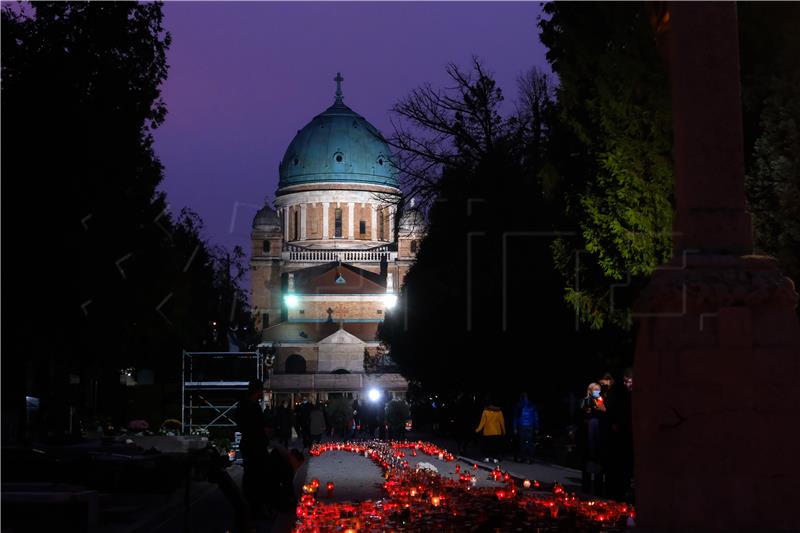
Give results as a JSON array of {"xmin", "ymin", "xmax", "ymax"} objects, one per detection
[{"xmin": 250, "ymin": 74, "xmax": 422, "ymax": 403}]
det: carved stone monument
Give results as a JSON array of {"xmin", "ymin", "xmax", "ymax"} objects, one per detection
[{"xmin": 633, "ymin": 3, "xmax": 800, "ymax": 530}]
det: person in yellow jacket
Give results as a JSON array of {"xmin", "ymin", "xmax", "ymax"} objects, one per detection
[{"xmin": 475, "ymin": 401, "xmax": 506, "ymax": 464}]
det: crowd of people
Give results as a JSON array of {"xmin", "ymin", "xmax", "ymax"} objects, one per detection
[
  {"xmin": 234, "ymin": 372, "xmax": 634, "ymax": 525},
  {"xmin": 464, "ymin": 372, "xmax": 634, "ymax": 502}
]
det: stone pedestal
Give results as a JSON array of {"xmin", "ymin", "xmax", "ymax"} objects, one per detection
[
  {"xmin": 633, "ymin": 255, "xmax": 800, "ymax": 530},
  {"xmin": 634, "ymin": 4, "xmax": 800, "ymax": 528}
]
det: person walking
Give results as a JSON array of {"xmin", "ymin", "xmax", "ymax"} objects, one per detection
[
  {"xmin": 475, "ymin": 399, "xmax": 506, "ymax": 464},
  {"xmin": 513, "ymin": 393, "xmax": 539, "ymax": 464},
  {"xmin": 578, "ymin": 382, "xmax": 607, "ymax": 496}
]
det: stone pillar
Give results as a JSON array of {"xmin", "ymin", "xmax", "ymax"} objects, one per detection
[
  {"xmin": 389, "ymin": 205, "xmax": 396, "ymax": 242},
  {"xmin": 370, "ymin": 204, "xmax": 378, "ymax": 241},
  {"xmin": 632, "ymin": 3, "xmax": 800, "ymax": 531},
  {"xmin": 348, "ymin": 202, "xmax": 355, "ymax": 240},
  {"xmin": 669, "ymin": 3, "xmax": 752, "ymax": 255},
  {"xmin": 300, "ymin": 203, "xmax": 307, "ymax": 241},
  {"xmin": 322, "ymin": 202, "xmax": 329, "ymax": 240}
]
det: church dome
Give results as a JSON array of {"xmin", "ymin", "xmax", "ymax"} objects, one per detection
[
  {"xmin": 252, "ymin": 204, "xmax": 281, "ymax": 230},
  {"xmin": 278, "ymin": 73, "xmax": 398, "ymax": 190}
]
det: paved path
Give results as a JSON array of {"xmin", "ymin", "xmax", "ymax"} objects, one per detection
[
  {"xmin": 99, "ymin": 435, "xmax": 581, "ymax": 533},
  {"xmin": 302, "ymin": 450, "xmax": 385, "ymax": 502},
  {"xmin": 410, "ymin": 432, "xmax": 583, "ymax": 493}
]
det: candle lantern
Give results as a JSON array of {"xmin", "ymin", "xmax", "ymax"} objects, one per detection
[
  {"xmin": 523, "ymin": 479, "xmax": 531, "ymax": 489},
  {"xmin": 430, "ymin": 495, "xmax": 441, "ymax": 507},
  {"xmin": 438, "ymin": 452, "xmax": 444, "ymax": 460},
  {"xmin": 455, "ymin": 464, "xmax": 460, "ymax": 473},
  {"xmin": 326, "ymin": 481, "xmax": 334, "ymax": 498}
]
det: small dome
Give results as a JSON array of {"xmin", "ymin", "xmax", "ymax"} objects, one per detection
[
  {"xmin": 253, "ymin": 205, "xmax": 281, "ymax": 230},
  {"xmin": 399, "ymin": 204, "xmax": 426, "ymax": 234},
  {"xmin": 278, "ymin": 73, "xmax": 398, "ymax": 190}
]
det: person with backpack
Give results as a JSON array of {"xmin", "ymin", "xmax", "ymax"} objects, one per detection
[{"xmin": 513, "ymin": 393, "xmax": 539, "ymax": 464}]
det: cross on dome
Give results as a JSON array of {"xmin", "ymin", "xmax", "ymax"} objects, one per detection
[{"xmin": 334, "ymin": 72, "xmax": 344, "ymax": 103}]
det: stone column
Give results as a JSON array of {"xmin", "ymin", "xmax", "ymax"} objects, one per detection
[
  {"xmin": 322, "ymin": 202, "xmax": 329, "ymax": 240},
  {"xmin": 632, "ymin": 3, "xmax": 800, "ymax": 530},
  {"xmin": 348, "ymin": 202, "xmax": 355, "ymax": 240},
  {"xmin": 388, "ymin": 205, "xmax": 396, "ymax": 242},
  {"xmin": 669, "ymin": 3, "xmax": 752, "ymax": 255},
  {"xmin": 300, "ymin": 203, "xmax": 307, "ymax": 241},
  {"xmin": 370, "ymin": 204, "xmax": 378, "ymax": 241}
]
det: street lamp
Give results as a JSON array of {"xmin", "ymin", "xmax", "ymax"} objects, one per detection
[
  {"xmin": 383, "ymin": 294, "xmax": 397, "ymax": 310},
  {"xmin": 285, "ymin": 294, "xmax": 299, "ymax": 308},
  {"xmin": 368, "ymin": 388, "xmax": 382, "ymax": 403}
]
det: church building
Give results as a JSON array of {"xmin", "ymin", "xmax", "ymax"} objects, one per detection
[{"xmin": 250, "ymin": 74, "xmax": 423, "ymax": 404}]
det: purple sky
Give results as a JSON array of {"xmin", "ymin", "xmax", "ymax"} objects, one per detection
[{"xmin": 155, "ymin": 2, "xmax": 549, "ymax": 253}]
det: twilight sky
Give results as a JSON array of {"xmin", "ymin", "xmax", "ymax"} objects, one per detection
[{"xmin": 155, "ymin": 1, "xmax": 550, "ymax": 253}]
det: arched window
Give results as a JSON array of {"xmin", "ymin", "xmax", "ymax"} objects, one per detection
[
  {"xmin": 285, "ymin": 354, "xmax": 307, "ymax": 374},
  {"xmin": 379, "ymin": 212, "xmax": 385, "ymax": 240},
  {"xmin": 293, "ymin": 210, "xmax": 300, "ymax": 241},
  {"xmin": 262, "ymin": 240, "xmax": 271, "ymax": 254},
  {"xmin": 410, "ymin": 240, "xmax": 418, "ymax": 254}
]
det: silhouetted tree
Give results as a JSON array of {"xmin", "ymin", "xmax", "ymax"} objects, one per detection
[
  {"xmin": 380, "ymin": 62, "xmax": 625, "ymax": 415},
  {"xmin": 1, "ymin": 2, "xmax": 250, "ymax": 440}
]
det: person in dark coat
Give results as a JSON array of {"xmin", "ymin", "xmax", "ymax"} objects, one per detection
[
  {"xmin": 296, "ymin": 397, "xmax": 313, "ymax": 449},
  {"xmin": 236, "ymin": 380, "xmax": 271, "ymax": 518},
  {"xmin": 274, "ymin": 400, "xmax": 293, "ymax": 448},
  {"xmin": 309, "ymin": 402, "xmax": 326, "ymax": 444},
  {"xmin": 578, "ymin": 382, "xmax": 607, "ymax": 496},
  {"xmin": 603, "ymin": 370, "xmax": 633, "ymax": 501}
]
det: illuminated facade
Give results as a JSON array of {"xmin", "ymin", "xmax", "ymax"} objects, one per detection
[{"xmin": 250, "ymin": 74, "xmax": 422, "ymax": 401}]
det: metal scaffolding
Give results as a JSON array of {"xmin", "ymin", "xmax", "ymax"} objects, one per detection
[{"xmin": 181, "ymin": 351, "xmax": 264, "ymax": 434}]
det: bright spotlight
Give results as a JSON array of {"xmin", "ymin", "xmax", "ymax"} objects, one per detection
[
  {"xmin": 384, "ymin": 294, "xmax": 398, "ymax": 309},
  {"xmin": 285, "ymin": 294, "xmax": 299, "ymax": 308},
  {"xmin": 368, "ymin": 388, "xmax": 382, "ymax": 403}
]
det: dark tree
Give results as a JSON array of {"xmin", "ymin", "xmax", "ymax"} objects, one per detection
[
  {"xmin": 538, "ymin": 2, "xmax": 674, "ymax": 330},
  {"xmin": 739, "ymin": 3, "xmax": 800, "ymax": 301},
  {"xmin": 380, "ymin": 61, "xmax": 626, "ymax": 421},
  {"xmin": 1, "ymin": 2, "xmax": 249, "ymax": 441}
]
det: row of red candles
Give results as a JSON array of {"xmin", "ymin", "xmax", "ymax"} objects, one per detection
[{"xmin": 295, "ymin": 440, "xmax": 634, "ymax": 532}]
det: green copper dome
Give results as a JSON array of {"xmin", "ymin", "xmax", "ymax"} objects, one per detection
[{"xmin": 278, "ymin": 73, "xmax": 398, "ymax": 190}]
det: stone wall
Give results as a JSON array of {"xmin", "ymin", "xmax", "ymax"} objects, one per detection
[{"xmin": 289, "ymin": 297, "xmax": 385, "ymax": 321}]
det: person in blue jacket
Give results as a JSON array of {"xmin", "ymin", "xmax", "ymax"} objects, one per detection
[{"xmin": 513, "ymin": 393, "xmax": 539, "ymax": 464}]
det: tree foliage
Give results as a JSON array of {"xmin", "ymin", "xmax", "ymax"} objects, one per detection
[
  {"xmin": 538, "ymin": 2, "xmax": 674, "ymax": 329},
  {"xmin": 380, "ymin": 61, "xmax": 628, "ymax": 407},
  {"xmin": 740, "ymin": 3, "xmax": 800, "ymax": 298},
  {"xmin": 1, "ymin": 2, "xmax": 250, "ymax": 437}
]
